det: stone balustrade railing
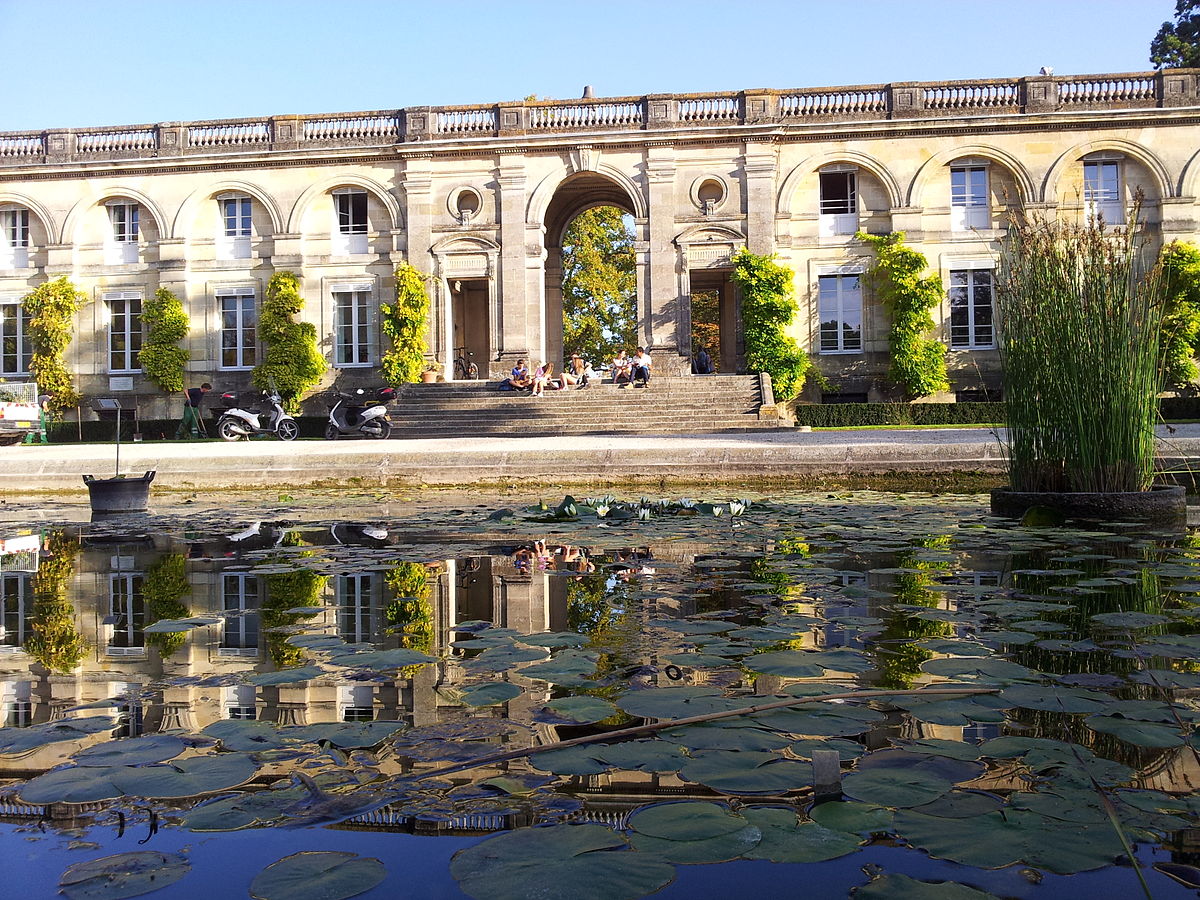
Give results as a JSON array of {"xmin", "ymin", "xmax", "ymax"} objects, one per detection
[{"xmin": 1, "ymin": 69, "xmax": 1194, "ymax": 166}]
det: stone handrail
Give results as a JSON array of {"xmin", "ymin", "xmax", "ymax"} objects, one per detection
[{"xmin": 1, "ymin": 69, "xmax": 1194, "ymax": 166}]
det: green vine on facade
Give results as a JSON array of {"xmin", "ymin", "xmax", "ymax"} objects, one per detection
[
  {"xmin": 138, "ymin": 288, "xmax": 191, "ymax": 394},
  {"xmin": 25, "ymin": 531, "xmax": 87, "ymax": 673},
  {"xmin": 22, "ymin": 278, "xmax": 86, "ymax": 412},
  {"xmin": 730, "ymin": 247, "xmax": 814, "ymax": 400},
  {"xmin": 143, "ymin": 554, "xmax": 191, "ymax": 659},
  {"xmin": 856, "ymin": 231, "xmax": 949, "ymax": 400},
  {"xmin": 253, "ymin": 272, "xmax": 326, "ymax": 411},
  {"xmin": 1159, "ymin": 240, "xmax": 1200, "ymax": 387},
  {"xmin": 380, "ymin": 264, "xmax": 431, "ymax": 386}
]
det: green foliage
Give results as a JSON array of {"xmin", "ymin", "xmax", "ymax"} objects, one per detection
[
  {"xmin": 996, "ymin": 210, "xmax": 1166, "ymax": 493},
  {"xmin": 138, "ymin": 288, "xmax": 190, "ymax": 394},
  {"xmin": 857, "ymin": 232, "xmax": 949, "ymax": 400},
  {"xmin": 1151, "ymin": 0, "xmax": 1200, "ymax": 68},
  {"xmin": 562, "ymin": 207, "xmax": 636, "ymax": 364},
  {"xmin": 143, "ymin": 554, "xmax": 191, "ymax": 659},
  {"xmin": 384, "ymin": 562, "xmax": 434, "ymax": 658},
  {"xmin": 792, "ymin": 401, "xmax": 1002, "ymax": 428},
  {"xmin": 380, "ymin": 264, "xmax": 431, "ymax": 385},
  {"xmin": 874, "ymin": 537, "xmax": 953, "ymax": 689},
  {"xmin": 690, "ymin": 289, "xmax": 720, "ymax": 364},
  {"xmin": 22, "ymin": 277, "xmax": 86, "ymax": 412},
  {"xmin": 730, "ymin": 248, "xmax": 813, "ymax": 400},
  {"xmin": 25, "ymin": 532, "xmax": 87, "ymax": 672},
  {"xmin": 1159, "ymin": 241, "xmax": 1200, "ymax": 387},
  {"xmin": 261, "ymin": 535, "xmax": 327, "ymax": 669},
  {"xmin": 253, "ymin": 272, "xmax": 325, "ymax": 411}
]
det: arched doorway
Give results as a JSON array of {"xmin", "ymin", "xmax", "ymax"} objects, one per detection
[{"xmin": 542, "ymin": 173, "xmax": 641, "ymax": 370}]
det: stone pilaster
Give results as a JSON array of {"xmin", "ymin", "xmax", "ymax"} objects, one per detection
[
  {"xmin": 497, "ymin": 151, "xmax": 531, "ymax": 362},
  {"xmin": 743, "ymin": 139, "xmax": 778, "ymax": 255},
  {"xmin": 400, "ymin": 155, "xmax": 436, "ymax": 351},
  {"xmin": 645, "ymin": 143, "xmax": 680, "ymax": 362}
]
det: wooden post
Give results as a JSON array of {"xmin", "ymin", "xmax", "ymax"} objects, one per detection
[{"xmin": 811, "ymin": 748, "xmax": 842, "ymax": 801}]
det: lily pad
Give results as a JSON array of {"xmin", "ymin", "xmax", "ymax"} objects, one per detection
[
  {"xmin": 1085, "ymin": 715, "xmax": 1185, "ymax": 748},
  {"xmin": 72, "ymin": 735, "xmax": 186, "ymax": 768},
  {"xmin": 840, "ymin": 768, "xmax": 953, "ymax": 808},
  {"xmin": 249, "ymin": 851, "xmax": 386, "ymax": 900},
  {"xmin": 60, "ymin": 851, "xmax": 191, "ymax": 900},
  {"xmin": 544, "ymin": 696, "xmax": 618, "ymax": 724},
  {"xmin": 855, "ymin": 874, "xmax": 1001, "ymax": 900},
  {"xmin": 449, "ymin": 824, "xmax": 675, "ymax": 900},
  {"xmin": 327, "ymin": 648, "xmax": 435, "ymax": 670},
  {"xmin": 248, "ymin": 666, "xmax": 325, "ymax": 686},
  {"xmin": 617, "ymin": 686, "xmax": 737, "ymax": 719},
  {"xmin": 680, "ymin": 749, "xmax": 812, "ymax": 794},
  {"xmin": 809, "ymin": 800, "xmax": 894, "ymax": 834},
  {"xmin": 630, "ymin": 825, "xmax": 762, "ymax": 864},
  {"xmin": 459, "ymin": 682, "xmax": 523, "ymax": 706},
  {"xmin": 628, "ymin": 801, "xmax": 749, "ymax": 840}
]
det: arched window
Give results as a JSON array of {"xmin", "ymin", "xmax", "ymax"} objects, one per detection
[{"xmin": 0, "ymin": 207, "xmax": 30, "ymax": 269}]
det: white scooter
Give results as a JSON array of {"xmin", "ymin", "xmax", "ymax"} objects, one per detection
[
  {"xmin": 216, "ymin": 390, "xmax": 299, "ymax": 441},
  {"xmin": 325, "ymin": 387, "xmax": 395, "ymax": 440}
]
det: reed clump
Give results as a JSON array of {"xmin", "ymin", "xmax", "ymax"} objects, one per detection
[{"xmin": 996, "ymin": 211, "xmax": 1165, "ymax": 493}]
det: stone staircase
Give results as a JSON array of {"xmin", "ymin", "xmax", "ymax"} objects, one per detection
[{"xmin": 386, "ymin": 374, "xmax": 778, "ymax": 438}]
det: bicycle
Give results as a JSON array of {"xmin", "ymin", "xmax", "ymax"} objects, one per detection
[{"xmin": 453, "ymin": 346, "xmax": 480, "ymax": 380}]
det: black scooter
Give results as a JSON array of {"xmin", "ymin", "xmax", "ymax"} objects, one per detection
[{"xmin": 325, "ymin": 387, "xmax": 395, "ymax": 440}]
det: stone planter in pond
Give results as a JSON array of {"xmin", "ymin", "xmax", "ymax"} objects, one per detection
[
  {"xmin": 990, "ymin": 484, "xmax": 1186, "ymax": 526},
  {"xmin": 83, "ymin": 471, "xmax": 155, "ymax": 513}
]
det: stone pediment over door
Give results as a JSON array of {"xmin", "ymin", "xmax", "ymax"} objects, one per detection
[
  {"xmin": 431, "ymin": 234, "xmax": 500, "ymax": 278},
  {"xmin": 674, "ymin": 225, "xmax": 744, "ymax": 269}
]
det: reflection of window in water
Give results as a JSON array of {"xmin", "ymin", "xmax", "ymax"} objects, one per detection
[
  {"xmin": 839, "ymin": 573, "xmax": 867, "ymax": 587},
  {"xmin": 110, "ymin": 681, "xmax": 143, "ymax": 738},
  {"xmin": 962, "ymin": 721, "xmax": 1000, "ymax": 744},
  {"xmin": 337, "ymin": 574, "xmax": 374, "ymax": 643},
  {"xmin": 339, "ymin": 684, "xmax": 374, "ymax": 722},
  {"xmin": 0, "ymin": 574, "xmax": 30, "ymax": 648},
  {"xmin": 108, "ymin": 573, "xmax": 145, "ymax": 652},
  {"xmin": 0, "ymin": 679, "xmax": 31, "ymax": 727},
  {"xmin": 943, "ymin": 572, "xmax": 1002, "ymax": 587},
  {"xmin": 223, "ymin": 684, "xmax": 257, "ymax": 720},
  {"xmin": 221, "ymin": 574, "xmax": 261, "ymax": 656}
]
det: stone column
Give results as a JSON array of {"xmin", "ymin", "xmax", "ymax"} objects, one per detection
[
  {"xmin": 497, "ymin": 151, "xmax": 531, "ymax": 365},
  {"xmin": 400, "ymin": 155, "xmax": 435, "ymax": 353},
  {"xmin": 645, "ymin": 143, "xmax": 684, "ymax": 372},
  {"xmin": 743, "ymin": 139, "xmax": 778, "ymax": 255}
]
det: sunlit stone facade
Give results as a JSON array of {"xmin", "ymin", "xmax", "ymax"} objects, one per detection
[{"xmin": 0, "ymin": 69, "xmax": 1197, "ymax": 414}]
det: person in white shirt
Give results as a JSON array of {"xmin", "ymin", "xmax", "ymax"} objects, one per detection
[
  {"xmin": 631, "ymin": 347, "xmax": 652, "ymax": 387},
  {"xmin": 611, "ymin": 349, "xmax": 631, "ymax": 385}
]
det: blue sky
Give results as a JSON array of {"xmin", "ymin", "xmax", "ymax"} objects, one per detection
[{"xmin": 0, "ymin": 0, "xmax": 1178, "ymax": 131}]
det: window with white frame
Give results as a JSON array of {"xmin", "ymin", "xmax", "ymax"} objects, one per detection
[
  {"xmin": 0, "ymin": 296, "xmax": 31, "ymax": 376},
  {"xmin": 1083, "ymin": 159, "xmax": 1123, "ymax": 224},
  {"xmin": 818, "ymin": 273, "xmax": 863, "ymax": 353},
  {"xmin": 106, "ymin": 292, "xmax": 143, "ymax": 373},
  {"xmin": 221, "ymin": 573, "xmax": 260, "ymax": 656},
  {"xmin": 950, "ymin": 165, "xmax": 989, "ymax": 231},
  {"xmin": 338, "ymin": 684, "xmax": 374, "ymax": 722},
  {"xmin": 818, "ymin": 168, "xmax": 857, "ymax": 236},
  {"xmin": 949, "ymin": 266, "xmax": 996, "ymax": 350},
  {"xmin": 223, "ymin": 684, "xmax": 258, "ymax": 720},
  {"xmin": 333, "ymin": 286, "xmax": 373, "ymax": 367},
  {"xmin": 217, "ymin": 195, "xmax": 252, "ymax": 260},
  {"xmin": 106, "ymin": 201, "xmax": 140, "ymax": 264},
  {"xmin": 218, "ymin": 289, "xmax": 257, "ymax": 369},
  {"xmin": 0, "ymin": 680, "xmax": 31, "ymax": 727},
  {"xmin": 0, "ymin": 574, "xmax": 29, "ymax": 649},
  {"xmin": 108, "ymin": 573, "xmax": 145, "ymax": 650},
  {"xmin": 0, "ymin": 208, "xmax": 29, "ymax": 269},
  {"xmin": 332, "ymin": 189, "xmax": 368, "ymax": 255},
  {"xmin": 337, "ymin": 573, "xmax": 373, "ymax": 643}
]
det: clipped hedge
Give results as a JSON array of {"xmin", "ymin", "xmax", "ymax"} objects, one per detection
[{"xmin": 793, "ymin": 402, "xmax": 1003, "ymax": 428}]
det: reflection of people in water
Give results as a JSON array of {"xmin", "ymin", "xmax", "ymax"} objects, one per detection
[
  {"xmin": 613, "ymin": 546, "xmax": 655, "ymax": 580},
  {"xmin": 511, "ymin": 541, "xmax": 596, "ymax": 575}
]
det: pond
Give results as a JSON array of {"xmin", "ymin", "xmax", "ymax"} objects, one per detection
[{"xmin": 2, "ymin": 489, "xmax": 1200, "ymax": 899}]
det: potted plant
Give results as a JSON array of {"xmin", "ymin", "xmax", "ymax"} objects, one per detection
[{"xmin": 420, "ymin": 361, "xmax": 443, "ymax": 384}]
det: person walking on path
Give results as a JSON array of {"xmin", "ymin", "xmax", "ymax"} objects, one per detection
[{"xmin": 176, "ymin": 383, "xmax": 212, "ymax": 439}]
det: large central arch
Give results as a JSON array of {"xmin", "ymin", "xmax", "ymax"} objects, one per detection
[{"xmin": 540, "ymin": 171, "xmax": 641, "ymax": 369}]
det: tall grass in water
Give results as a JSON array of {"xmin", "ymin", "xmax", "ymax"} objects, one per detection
[{"xmin": 996, "ymin": 211, "xmax": 1165, "ymax": 493}]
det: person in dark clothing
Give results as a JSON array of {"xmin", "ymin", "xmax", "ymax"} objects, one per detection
[
  {"xmin": 693, "ymin": 347, "xmax": 715, "ymax": 374},
  {"xmin": 175, "ymin": 383, "xmax": 212, "ymax": 438}
]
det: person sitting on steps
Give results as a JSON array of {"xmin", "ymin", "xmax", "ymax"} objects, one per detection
[
  {"xmin": 506, "ymin": 359, "xmax": 531, "ymax": 391},
  {"xmin": 531, "ymin": 361, "xmax": 558, "ymax": 397},
  {"xmin": 611, "ymin": 349, "xmax": 632, "ymax": 387},
  {"xmin": 631, "ymin": 347, "xmax": 652, "ymax": 388},
  {"xmin": 693, "ymin": 346, "xmax": 715, "ymax": 375},
  {"xmin": 560, "ymin": 354, "xmax": 590, "ymax": 389}
]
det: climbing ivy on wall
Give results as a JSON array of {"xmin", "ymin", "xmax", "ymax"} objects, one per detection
[
  {"xmin": 380, "ymin": 264, "xmax": 431, "ymax": 386},
  {"xmin": 1159, "ymin": 240, "xmax": 1200, "ymax": 387},
  {"xmin": 384, "ymin": 561, "xmax": 434, "ymax": 659},
  {"xmin": 856, "ymin": 231, "xmax": 949, "ymax": 400},
  {"xmin": 138, "ymin": 288, "xmax": 191, "ymax": 394},
  {"xmin": 143, "ymin": 554, "xmax": 191, "ymax": 659},
  {"xmin": 261, "ymin": 532, "xmax": 328, "ymax": 669},
  {"xmin": 22, "ymin": 277, "xmax": 86, "ymax": 412},
  {"xmin": 25, "ymin": 531, "xmax": 86, "ymax": 673},
  {"xmin": 730, "ymin": 248, "xmax": 814, "ymax": 400},
  {"xmin": 253, "ymin": 272, "xmax": 325, "ymax": 411}
]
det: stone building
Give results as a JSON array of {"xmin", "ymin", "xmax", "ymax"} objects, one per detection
[{"xmin": 0, "ymin": 68, "xmax": 1197, "ymax": 416}]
